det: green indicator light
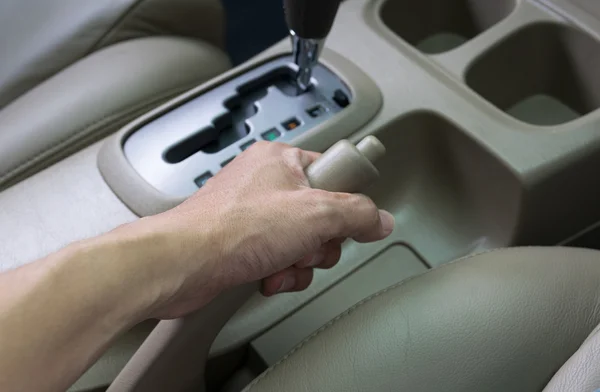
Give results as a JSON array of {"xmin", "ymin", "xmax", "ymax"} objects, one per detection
[{"xmin": 262, "ymin": 128, "xmax": 281, "ymax": 141}]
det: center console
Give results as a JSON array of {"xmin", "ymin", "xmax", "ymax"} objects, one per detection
[
  {"xmin": 98, "ymin": 51, "xmax": 381, "ymax": 215},
  {"xmin": 4, "ymin": 0, "xmax": 600, "ymax": 391}
]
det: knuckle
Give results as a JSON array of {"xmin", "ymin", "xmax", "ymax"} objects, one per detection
[
  {"xmin": 299, "ymin": 191, "xmax": 380, "ymax": 238},
  {"xmin": 319, "ymin": 252, "xmax": 341, "ymax": 270},
  {"xmin": 322, "ymin": 193, "xmax": 352, "ymax": 233},
  {"xmin": 354, "ymin": 194, "xmax": 379, "ymax": 215},
  {"xmin": 278, "ymin": 147, "xmax": 309, "ymax": 181},
  {"xmin": 342, "ymin": 194, "xmax": 380, "ymax": 234},
  {"xmin": 298, "ymin": 187, "xmax": 325, "ymax": 203},
  {"xmin": 330, "ymin": 192, "xmax": 354, "ymax": 203},
  {"xmin": 269, "ymin": 141, "xmax": 289, "ymax": 152},
  {"xmin": 303, "ymin": 190, "xmax": 343, "ymax": 233},
  {"xmin": 249, "ymin": 140, "xmax": 270, "ymax": 151},
  {"xmin": 246, "ymin": 141, "xmax": 285, "ymax": 156},
  {"xmin": 297, "ymin": 270, "xmax": 314, "ymax": 290},
  {"xmin": 284, "ymin": 147, "xmax": 304, "ymax": 159},
  {"xmin": 282, "ymin": 147, "xmax": 306, "ymax": 168},
  {"xmin": 364, "ymin": 199, "xmax": 382, "ymax": 228}
]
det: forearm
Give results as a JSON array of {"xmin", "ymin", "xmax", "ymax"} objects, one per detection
[
  {"xmin": 0, "ymin": 140, "xmax": 393, "ymax": 391},
  {"xmin": 0, "ymin": 225, "xmax": 169, "ymax": 392}
]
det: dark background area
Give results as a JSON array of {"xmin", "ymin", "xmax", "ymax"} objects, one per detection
[{"xmin": 222, "ymin": 0, "xmax": 289, "ymax": 65}]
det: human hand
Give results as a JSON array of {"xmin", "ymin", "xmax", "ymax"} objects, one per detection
[{"xmin": 128, "ymin": 141, "xmax": 394, "ymax": 319}]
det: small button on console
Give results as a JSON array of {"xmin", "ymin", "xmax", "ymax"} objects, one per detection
[
  {"xmin": 221, "ymin": 157, "xmax": 236, "ymax": 167},
  {"xmin": 262, "ymin": 128, "xmax": 282, "ymax": 141},
  {"xmin": 194, "ymin": 172, "xmax": 213, "ymax": 188},
  {"xmin": 333, "ymin": 89, "xmax": 350, "ymax": 108},
  {"xmin": 282, "ymin": 117, "xmax": 302, "ymax": 131},
  {"xmin": 307, "ymin": 104, "xmax": 327, "ymax": 118},
  {"xmin": 240, "ymin": 139, "xmax": 256, "ymax": 151}
]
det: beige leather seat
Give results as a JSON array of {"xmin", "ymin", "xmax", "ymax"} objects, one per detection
[
  {"xmin": 242, "ymin": 247, "xmax": 600, "ymax": 392},
  {"xmin": 0, "ymin": 0, "xmax": 230, "ymax": 190}
]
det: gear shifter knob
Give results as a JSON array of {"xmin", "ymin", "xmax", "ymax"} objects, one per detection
[
  {"xmin": 284, "ymin": 0, "xmax": 342, "ymax": 93},
  {"xmin": 284, "ymin": 0, "xmax": 341, "ymax": 40}
]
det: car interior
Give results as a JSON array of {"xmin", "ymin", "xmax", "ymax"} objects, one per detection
[{"xmin": 2, "ymin": 0, "xmax": 600, "ymax": 391}]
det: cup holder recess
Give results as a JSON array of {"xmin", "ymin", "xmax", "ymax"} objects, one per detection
[
  {"xmin": 379, "ymin": 0, "xmax": 517, "ymax": 54},
  {"xmin": 366, "ymin": 112, "xmax": 520, "ymax": 252},
  {"xmin": 466, "ymin": 22, "xmax": 600, "ymax": 126}
]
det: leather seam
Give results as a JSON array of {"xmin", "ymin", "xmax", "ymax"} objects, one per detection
[
  {"xmin": 0, "ymin": 83, "xmax": 194, "ymax": 186},
  {"xmin": 245, "ymin": 247, "xmax": 510, "ymax": 390},
  {"xmin": 87, "ymin": 0, "xmax": 148, "ymax": 53},
  {"xmin": 583, "ymin": 315, "xmax": 600, "ymax": 344}
]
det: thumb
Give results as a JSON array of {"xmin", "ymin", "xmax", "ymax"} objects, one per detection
[
  {"xmin": 321, "ymin": 192, "xmax": 395, "ymax": 243},
  {"xmin": 354, "ymin": 209, "xmax": 395, "ymax": 243}
]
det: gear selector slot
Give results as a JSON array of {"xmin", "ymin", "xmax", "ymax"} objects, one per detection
[
  {"xmin": 123, "ymin": 56, "xmax": 353, "ymax": 198},
  {"xmin": 163, "ymin": 67, "xmax": 304, "ymax": 163}
]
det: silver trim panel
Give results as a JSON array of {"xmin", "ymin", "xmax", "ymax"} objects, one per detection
[{"xmin": 123, "ymin": 56, "xmax": 351, "ymax": 198}]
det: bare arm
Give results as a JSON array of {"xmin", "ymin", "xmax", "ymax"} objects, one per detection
[
  {"xmin": 0, "ymin": 142, "xmax": 394, "ymax": 391},
  {"xmin": 0, "ymin": 229, "xmax": 175, "ymax": 391}
]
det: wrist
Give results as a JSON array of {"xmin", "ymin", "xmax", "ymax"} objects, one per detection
[
  {"xmin": 102, "ymin": 215, "xmax": 225, "ymax": 319},
  {"xmin": 63, "ymin": 230, "xmax": 163, "ymax": 324}
]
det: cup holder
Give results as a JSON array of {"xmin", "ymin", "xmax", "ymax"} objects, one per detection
[
  {"xmin": 379, "ymin": 0, "xmax": 516, "ymax": 54},
  {"xmin": 466, "ymin": 22, "xmax": 600, "ymax": 126},
  {"xmin": 365, "ymin": 112, "xmax": 520, "ymax": 251}
]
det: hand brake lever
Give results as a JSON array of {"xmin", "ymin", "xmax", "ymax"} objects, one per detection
[{"xmin": 107, "ymin": 136, "xmax": 386, "ymax": 392}]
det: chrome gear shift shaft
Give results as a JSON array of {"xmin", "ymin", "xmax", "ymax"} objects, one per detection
[{"xmin": 284, "ymin": 0, "xmax": 342, "ymax": 93}]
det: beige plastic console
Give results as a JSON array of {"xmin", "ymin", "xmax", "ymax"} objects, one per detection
[{"xmin": 4, "ymin": 0, "xmax": 600, "ymax": 390}]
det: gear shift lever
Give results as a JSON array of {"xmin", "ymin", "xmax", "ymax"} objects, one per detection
[
  {"xmin": 284, "ymin": 0, "xmax": 342, "ymax": 93},
  {"xmin": 107, "ymin": 136, "xmax": 385, "ymax": 392}
]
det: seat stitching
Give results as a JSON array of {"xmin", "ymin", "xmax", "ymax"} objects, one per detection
[
  {"xmin": 245, "ymin": 247, "xmax": 514, "ymax": 390},
  {"xmin": 583, "ymin": 317, "xmax": 600, "ymax": 344},
  {"xmin": 87, "ymin": 0, "xmax": 148, "ymax": 54},
  {"xmin": 0, "ymin": 82, "xmax": 194, "ymax": 186}
]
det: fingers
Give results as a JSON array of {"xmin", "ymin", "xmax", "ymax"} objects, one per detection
[
  {"xmin": 261, "ymin": 267, "xmax": 314, "ymax": 297},
  {"xmin": 295, "ymin": 238, "xmax": 343, "ymax": 269},
  {"xmin": 317, "ymin": 192, "xmax": 395, "ymax": 243},
  {"xmin": 263, "ymin": 239, "xmax": 343, "ymax": 297},
  {"xmin": 281, "ymin": 145, "xmax": 321, "ymax": 169},
  {"xmin": 354, "ymin": 209, "xmax": 395, "ymax": 243},
  {"xmin": 245, "ymin": 141, "xmax": 321, "ymax": 170}
]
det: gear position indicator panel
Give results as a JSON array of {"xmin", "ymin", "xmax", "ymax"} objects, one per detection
[{"xmin": 123, "ymin": 56, "xmax": 352, "ymax": 198}]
